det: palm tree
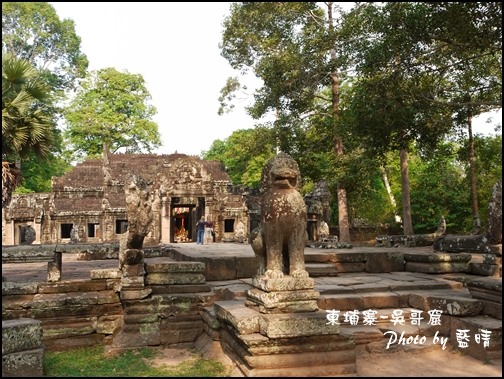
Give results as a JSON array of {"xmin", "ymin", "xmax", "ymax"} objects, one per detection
[{"xmin": 2, "ymin": 52, "xmax": 54, "ymax": 207}]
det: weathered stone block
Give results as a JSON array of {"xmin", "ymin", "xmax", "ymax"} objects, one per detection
[
  {"xmin": 365, "ymin": 252, "xmax": 404, "ymax": 273},
  {"xmin": 450, "ymin": 316, "xmax": 502, "ymax": 361},
  {"xmin": 317, "ymin": 294, "xmax": 364, "ymax": 311},
  {"xmin": 470, "ymin": 263, "xmax": 499, "ymax": 276},
  {"xmin": 145, "ymin": 261, "xmax": 205, "ymax": 273},
  {"xmin": 111, "ymin": 330, "xmax": 160, "ymax": 348},
  {"xmin": 433, "ymin": 234, "xmax": 492, "ymax": 253},
  {"xmin": 252, "ymin": 276, "xmax": 314, "ymax": 292},
  {"xmin": 120, "ymin": 288, "xmax": 152, "ymax": 300},
  {"xmin": 65, "ymin": 291, "xmax": 99, "ymax": 306},
  {"xmin": 213, "ymin": 300, "xmax": 260, "ymax": 335},
  {"xmin": 247, "ymin": 299, "xmax": 319, "ymax": 314},
  {"xmin": 121, "ymin": 263, "xmax": 145, "ymax": 277},
  {"xmin": 1, "ymin": 294, "xmax": 35, "ymax": 310},
  {"xmin": 41, "ymin": 317, "xmax": 97, "ymax": 340},
  {"xmin": 31, "ymin": 293, "xmax": 67, "ymax": 308},
  {"xmin": 2, "ymin": 318, "xmax": 43, "ymax": 355},
  {"xmin": 244, "ymin": 348, "xmax": 355, "ymax": 370},
  {"xmin": 120, "ymin": 249, "xmax": 144, "ymax": 266},
  {"xmin": 404, "ymin": 252, "xmax": 472, "ymax": 263},
  {"xmin": 43, "ymin": 334, "xmax": 104, "ymax": 352},
  {"xmin": 150, "ymin": 284, "xmax": 211, "ymax": 294},
  {"xmin": 340, "ymin": 325, "xmax": 384, "ymax": 345},
  {"xmin": 409, "ymin": 292, "xmax": 482, "ymax": 316},
  {"xmin": 2, "ymin": 281, "xmax": 39, "ymax": 296},
  {"xmin": 122, "ymin": 321, "xmax": 160, "ymax": 334},
  {"xmin": 201, "ymin": 256, "xmax": 237, "ymax": 281},
  {"xmin": 467, "ymin": 287, "xmax": 502, "ymax": 303},
  {"xmin": 90, "ymin": 269, "xmax": 122, "ymax": 279},
  {"xmin": 2, "ymin": 347, "xmax": 44, "ymax": 377},
  {"xmin": 333, "ymin": 262, "xmax": 366, "ymax": 273},
  {"xmin": 238, "ymin": 333, "xmax": 355, "ymax": 355},
  {"xmin": 145, "ymin": 273, "xmax": 206, "ymax": 285},
  {"xmin": 479, "ymin": 300, "xmax": 502, "ymax": 319},
  {"xmin": 97, "ymin": 315, "xmax": 123, "ymax": 334},
  {"xmin": 305, "ymin": 263, "xmax": 338, "ymax": 277},
  {"xmin": 97, "ymin": 290, "xmax": 120, "ymax": 304},
  {"xmin": 361, "ymin": 292, "xmax": 399, "ymax": 309},
  {"xmin": 404, "ymin": 261, "xmax": 470, "ymax": 274},
  {"xmin": 258, "ymin": 311, "xmax": 340, "ymax": 338},
  {"xmin": 330, "ymin": 253, "xmax": 367, "ymax": 263},
  {"xmin": 246, "ymin": 288, "xmax": 320, "ymax": 308},
  {"xmin": 123, "ymin": 313, "xmax": 159, "ymax": 324},
  {"xmin": 236, "ymin": 256, "xmax": 258, "ymax": 278}
]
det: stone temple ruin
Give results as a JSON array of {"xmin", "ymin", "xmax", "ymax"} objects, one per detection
[
  {"xmin": 2, "ymin": 154, "xmax": 502, "ymax": 376},
  {"xmin": 2, "ymin": 152, "xmax": 333, "ymax": 248}
]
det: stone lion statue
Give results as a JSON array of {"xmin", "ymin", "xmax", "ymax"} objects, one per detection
[{"xmin": 249, "ymin": 152, "xmax": 309, "ymax": 279}]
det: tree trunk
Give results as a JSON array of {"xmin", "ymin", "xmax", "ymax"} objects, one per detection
[
  {"xmin": 381, "ymin": 165, "xmax": 401, "ymax": 223},
  {"xmin": 328, "ymin": 2, "xmax": 351, "ymax": 243},
  {"xmin": 468, "ymin": 116, "xmax": 481, "ymax": 234},
  {"xmin": 400, "ymin": 149, "xmax": 414, "ymax": 235}
]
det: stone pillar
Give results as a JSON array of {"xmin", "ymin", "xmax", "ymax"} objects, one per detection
[
  {"xmin": 160, "ymin": 197, "xmax": 171, "ymax": 244},
  {"xmin": 205, "ymin": 199, "xmax": 215, "ymax": 220},
  {"xmin": 118, "ymin": 248, "xmax": 151, "ymax": 300},
  {"xmin": 33, "ymin": 222, "xmax": 41, "ymax": 245}
]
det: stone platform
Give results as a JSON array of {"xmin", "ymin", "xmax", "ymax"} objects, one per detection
[{"xmin": 2, "ymin": 242, "xmax": 502, "ymax": 375}]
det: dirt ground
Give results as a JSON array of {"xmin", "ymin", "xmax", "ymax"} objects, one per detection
[{"xmin": 148, "ymin": 345, "xmax": 502, "ymax": 377}]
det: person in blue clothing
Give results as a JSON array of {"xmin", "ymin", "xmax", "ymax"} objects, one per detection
[{"xmin": 196, "ymin": 216, "xmax": 207, "ymax": 245}]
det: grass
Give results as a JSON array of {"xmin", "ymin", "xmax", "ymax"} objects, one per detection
[{"xmin": 44, "ymin": 345, "xmax": 230, "ymax": 377}]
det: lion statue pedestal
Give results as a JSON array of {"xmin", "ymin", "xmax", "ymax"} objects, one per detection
[{"xmin": 210, "ymin": 153, "xmax": 356, "ymax": 376}]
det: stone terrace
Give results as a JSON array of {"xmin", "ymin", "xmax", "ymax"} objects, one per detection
[{"xmin": 2, "ymin": 242, "xmax": 502, "ymax": 374}]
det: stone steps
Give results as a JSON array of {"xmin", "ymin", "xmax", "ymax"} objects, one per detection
[{"xmin": 305, "ymin": 263, "xmax": 338, "ymax": 277}]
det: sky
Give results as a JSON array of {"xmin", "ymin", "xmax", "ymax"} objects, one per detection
[{"xmin": 50, "ymin": 2, "xmax": 501, "ymax": 157}]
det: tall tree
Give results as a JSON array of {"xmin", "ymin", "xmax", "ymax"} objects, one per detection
[
  {"xmin": 64, "ymin": 67, "xmax": 162, "ymax": 160},
  {"xmin": 2, "ymin": 52, "xmax": 53, "ymax": 206},
  {"xmin": 219, "ymin": 2, "xmax": 355, "ymax": 242},
  {"xmin": 3, "ymin": 2, "xmax": 88, "ymax": 192},
  {"xmin": 338, "ymin": 2, "xmax": 501, "ymax": 234}
]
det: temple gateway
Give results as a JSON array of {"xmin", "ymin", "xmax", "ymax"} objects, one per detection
[{"xmin": 2, "ymin": 152, "xmax": 331, "ymax": 246}]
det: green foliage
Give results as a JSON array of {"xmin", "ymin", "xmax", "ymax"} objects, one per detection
[
  {"xmin": 202, "ymin": 127, "xmax": 276, "ymax": 186},
  {"xmin": 457, "ymin": 133, "xmax": 503, "ymax": 231},
  {"xmin": 64, "ymin": 67, "xmax": 161, "ymax": 160},
  {"xmin": 2, "ymin": 52, "xmax": 54, "ymax": 161},
  {"xmin": 2, "ymin": 2, "xmax": 89, "ymax": 96},
  {"xmin": 44, "ymin": 345, "xmax": 229, "ymax": 377}
]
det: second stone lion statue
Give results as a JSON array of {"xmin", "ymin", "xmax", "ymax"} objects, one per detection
[{"xmin": 249, "ymin": 152, "xmax": 309, "ymax": 279}]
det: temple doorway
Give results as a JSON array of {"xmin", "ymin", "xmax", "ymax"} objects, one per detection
[{"xmin": 172, "ymin": 206, "xmax": 193, "ymax": 243}]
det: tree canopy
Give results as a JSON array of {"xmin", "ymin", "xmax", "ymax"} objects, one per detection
[
  {"xmin": 64, "ymin": 67, "xmax": 162, "ymax": 160},
  {"xmin": 2, "ymin": 52, "xmax": 54, "ymax": 206},
  {"xmin": 2, "ymin": 2, "xmax": 88, "ymax": 96},
  {"xmin": 2, "ymin": 52, "xmax": 53, "ymax": 161}
]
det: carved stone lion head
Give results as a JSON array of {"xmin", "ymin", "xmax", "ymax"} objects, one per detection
[{"xmin": 259, "ymin": 152, "xmax": 302, "ymax": 193}]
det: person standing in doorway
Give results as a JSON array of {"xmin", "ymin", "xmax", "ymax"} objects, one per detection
[
  {"xmin": 196, "ymin": 216, "xmax": 207, "ymax": 245},
  {"xmin": 204, "ymin": 217, "xmax": 214, "ymax": 244}
]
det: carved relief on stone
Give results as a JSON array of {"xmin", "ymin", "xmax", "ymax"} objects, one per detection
[
  {"xmin": 235, "ymin": 221, "xmax": 245, "ymax": 239},
  {"xmin": 42, "ymin": 225, "xmax": 51, "ymax": 244},
  {"xmin": 179, "ymin": 196, "xmax": 197, "ymax": 205},
  {"xmin": 23, "ymin": 225, "xmax": 36, "ymax": 245},
  {"xmin": 124, "ymin": 174, "xmax": 154, "ymax": 249},
  {"xmin": 70, "ymin": 226, "xmax": 79, "ymax": 243},
  {"xmin": 319, "ymin": 221, "xmax": 330, "ymax": 239}
]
